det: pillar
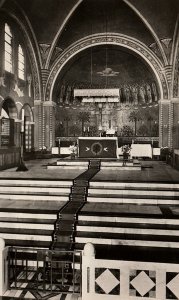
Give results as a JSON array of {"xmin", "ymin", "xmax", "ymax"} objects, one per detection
[
  {"xmin": 34, "ymin": 100, "xmax": 43, "ymax": 150},
  {"xmin": 172, "ymin": 98, "xmax": 179, "ymax": 149},
  {"xmin": 14, "ymin": 119, "xmax": 21, "ymax": 148},
  {"xmin": 159, "ymin": 100, "xmax": 171, "ymax": 147},
  {"xmin": 43, "ymin": 101, "xmax": 56, "ymax": 150}
]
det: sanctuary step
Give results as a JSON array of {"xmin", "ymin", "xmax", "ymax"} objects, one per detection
[
  {"xmin": 47, "ymin": 160, "xmax": 89, "ymax": 170},
  {"xmin": 87, "ymin": 181, "xmax": 179, "ymax": 205},
  {"xmin": 74, "ymin": 180, "xmax": 179, "ymax": 263},
  {"xmin": 0, "ymin": 178, "xmax": 73, "ymax": 249},
  {"xmin": 47, "ymin": 159, "xmax": 141, "ymax": 170}
]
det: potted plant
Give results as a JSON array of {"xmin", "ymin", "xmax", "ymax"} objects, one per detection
[{"xmin": 69, "ymin": 143, "xmax": 78, "ymax": 160}]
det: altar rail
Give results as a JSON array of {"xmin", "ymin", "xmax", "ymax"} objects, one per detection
[
  {"xmin": 0, "ymin": 148, "xmax": 20, "ymax": 170},
  {"xmin": 82, "ymin": 243, "xmax": 179, "ymax": 300}
]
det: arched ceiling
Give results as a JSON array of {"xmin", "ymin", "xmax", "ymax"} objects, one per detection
[
  {"xmin": 9, "ymin": 0, "xmax": 179, "ymax": 46},
  {"xmin": 57, "ymin": 0, "xmax": 155, "ymax": 50}
]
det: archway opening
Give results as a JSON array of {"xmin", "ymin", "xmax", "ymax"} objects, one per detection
[
  {"xmin": 0, "ymin": 98, "xmax": 17, "ymax": 147},
  {"xmin": 53, "ymin": 45, "xmax": 160, "ymax": 147}
]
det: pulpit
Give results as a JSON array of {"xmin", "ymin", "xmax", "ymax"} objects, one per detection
[{"xmin": 78, "ymin": 137, "xmax": 118, "ymax": 158}]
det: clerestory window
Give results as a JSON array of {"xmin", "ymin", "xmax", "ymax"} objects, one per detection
[
  {"xmin": 18, "ymin": 45, "xmax": 25, "ymax": 80},
  {"xmin": 4, "ymin": 23, "xmax": 13, "ymax": 73}
]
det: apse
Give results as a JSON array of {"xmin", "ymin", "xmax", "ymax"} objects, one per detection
[{"xmin": 53, "ymin": 45, "xmax": 159, "ymax": 139}]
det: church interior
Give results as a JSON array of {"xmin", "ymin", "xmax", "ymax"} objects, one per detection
[{"xmin": 0, "ymin": 0, "xmax": 179, "ymax": 299}]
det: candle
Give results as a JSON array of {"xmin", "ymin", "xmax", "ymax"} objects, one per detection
[
  {"xmin": 21, "ymin": 108, "xmax": 24, "ymax": 132},
  {"xmin": 87, "ymin": 126, "xmax": 89, "ymax": 132},
  {"xmin": 84, "ymin": 126, "xmax": 86, "ymax": 132}
]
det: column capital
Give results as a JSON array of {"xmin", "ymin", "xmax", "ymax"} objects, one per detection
[
  {"xmin": 43, "ymin": 101, "xmax": 56, "ymax": 107},
  {"xmin": 34, "ymin": 100, "xmax": 43, "ymax": 106},
  {"xmin": 158, "ymin": 99, "xmax": 171, "ymax": 104}
]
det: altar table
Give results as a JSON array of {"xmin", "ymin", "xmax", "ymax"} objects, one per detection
[{"xmin": 78, "ymin": 137, "xmax": 118, "ymax": 158}]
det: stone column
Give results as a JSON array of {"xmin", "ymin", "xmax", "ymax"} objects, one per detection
[
  {"xmin": 43, "ymin": 101, "xmax": 56, "ymax": 150},
  {"xmin": 14, "ymin": 119, "xmax": 21, "ymax": 148},
  {"xmin": 159, "ymin": 100, "xmax": 171, "ymax": 147},
  {"xmin": 172, "ymin": 98, "xmax": 179, "ymax": 149},
  {"xmin": 34, "ymin": 100, "xmax": 43, "ymax": 150}
]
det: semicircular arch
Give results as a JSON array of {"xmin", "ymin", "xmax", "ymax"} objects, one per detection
[{"xmin": 45, "ymin": 34, "xmax": 169, "ymax": 102}]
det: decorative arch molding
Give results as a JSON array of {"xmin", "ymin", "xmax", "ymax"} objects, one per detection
[
  {"xmin": 45, "ymin": 33, "xmax": 169, "ymax": 102},
  {"xmin": 46, "ymin": 0, "xmax": 168, "ymax": 68},
  {"xmin": 2, "ymin": 1, "xmax": 42, "ymax": 100},
  {"xmin": 0, "ymin": 97, "xmax": 18, "ymax": 119},
  {"xmin": 46, "ymin": 0, "xmax": 83, "ymax": 68},
  {"xmin": 171, "ymin": 16, "xmax": 179, "ymax": 98},
  {"xmin": 21, "ymin": 103, "xmax": 34, "ymax": 122},
  {"xmin": 123, "ymin": 0, "xmax": 168, "ymax": 65}
]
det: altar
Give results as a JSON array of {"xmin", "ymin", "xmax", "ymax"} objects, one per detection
[{"xmin": 78, "ymin": 137, "xmax": 118, "ymax": 158}]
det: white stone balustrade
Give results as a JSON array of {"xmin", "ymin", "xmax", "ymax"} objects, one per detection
[
  {"xmin": 0, "ymin": 238, "xmax": 8, "ymax": 296},
  {"xmin": 82, "ymin": 242, "xmax": 179, "ymax": 300}
]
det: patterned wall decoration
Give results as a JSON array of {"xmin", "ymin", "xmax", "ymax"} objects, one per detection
[
  {"xmin": 45, "ymin": 34, "xmax": 169, "ymax": 102},
  {"xmin": 129, "ymin": 270, "xmax": 156, "ymax": 298},
  {"xmin": 95, "ymin": 268, "xmax": 120, "ymax": 295},
  {"xmin": 39, "ymin": 44, "xmax": 51, "ymax": 69},
  {"xmin": 83, "ymin": 256, "xmax": 179, "ymax": 300},
  {"xmin": 173, "ymin": 44, "xmax": 179, "ymax": 98},
  {"xmin": 166, "ymin": 272, "xmax": 179, "ymax": 299}
]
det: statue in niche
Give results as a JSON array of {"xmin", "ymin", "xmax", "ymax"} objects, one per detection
[
  {"xmin": 138, "ymin": 85, "xmax": 146, "ymax": 103},
  {"xmin": 131, "ymin": 85, "xmax": 138, "ymax": 105},
  {"xmin": 151, "ymin": 82, "xmax": 158, "ymax": 101},
  {"xmin": 129, "ymin": 85, "xmax": 133, "ymax": 103},
  {"xmin": 59, "ymin": 84, "xmax": 66, "ymax": 104},
  {"xmin": 65, "ymin": 85, "xmax": 71, "ymax": 105},
  {"xmin": 146, "ymin": 83, "xmax": 153, "ymax": 103},
  {"xmin": 120, "ymin": 87, "xmax": 126, "ymax": 103},
  {"xmin": 124, "ymin": 85, "xmax": 130, "ymax": 103}
]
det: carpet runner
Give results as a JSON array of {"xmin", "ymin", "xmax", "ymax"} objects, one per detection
[{"xmin": 51, "ymin": 160, "xmax": 100, "ymax": 251}]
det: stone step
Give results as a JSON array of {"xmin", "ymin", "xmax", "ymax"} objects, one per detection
[
  {"xmin": 78, "ymin": 219, "xmax": 179, "ymax": 230},
  {"xmin": 75, "ymin": 236, "xmax": 179, "ymax": 249},
  {"xmin": 57, "ymin": 161, "xmax": 88, "ymax": 166},
  {"xmin": 6, "ymin": 239, "xmax": 51, "ymax": 248},
  {"xmin": 0, "ymin": 186, "xmax": 71, "ymax": 195},
  {"xmin": 0, "ymin": 194, "xmax": 69, "ymax": 201},
  {"xmin": 0, "ymin": 211, "xmax": 56, "ymax": 219},
  {"xmin": 88, "ymin": 188, "xmax": 179, "ymax": 197},
  {"xmin": 87, "ymin": 196, "xmax": 179, "ymax": 204},
  {"xmin": 76, "ymin": 225, "xmax": 179, "ymax": 237},
  {"xmin": 78, "ymin": 215, "xmax": 179, "ymax": 225},
  {"xmin": 0, "ymin": 221, "xmax": 54, "ymax": 230},
  {"xmin": 0, "ymin": 179, "xmax": 72, "ymax": 187},
  {"xmin": 0, "ymin": 232, "xmax": 52, "ymax": 242},
  {"xmin": 89, "ymin": 181, "xmax": 179, "ymax": 190},
  {"xmin": 47, "ymin": 165, "xmax": 87, "ymax": 170},
  {"xmin": 100, "ymin": 166, "xmax": 141, "ymax": 170}
]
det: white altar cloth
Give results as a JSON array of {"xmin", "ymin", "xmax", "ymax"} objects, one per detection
[{"xmin": 130, "ymin": 144, "xmax": 152, "ymax": 158}]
